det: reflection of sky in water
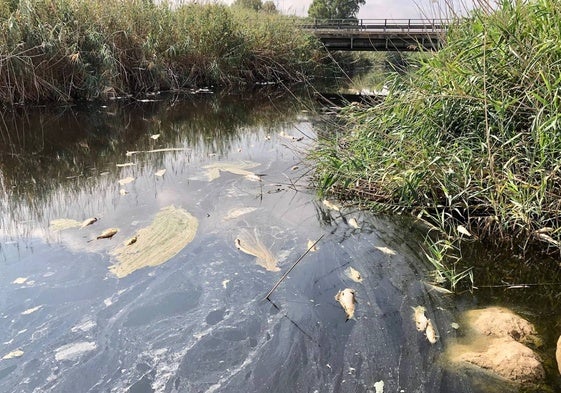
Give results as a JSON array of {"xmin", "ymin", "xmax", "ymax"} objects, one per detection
[{"xmin": 0, "ymin": 96, "xmax": 536, "ymax": 393}]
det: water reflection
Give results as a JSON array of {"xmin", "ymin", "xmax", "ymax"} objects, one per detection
[{"xmin": 0, "ymin": 93, "xmax": 555, "ymax": 393}]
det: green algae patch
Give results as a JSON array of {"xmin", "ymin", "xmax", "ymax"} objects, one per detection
[
  {"xmin": 49, "ymin": 219, "xmax": 82, "ymax": 231},
  {"xmin": 109, "ymin": 206, "xmax": 198, "ymax": 278}
]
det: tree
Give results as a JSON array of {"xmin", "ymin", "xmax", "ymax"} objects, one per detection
[
  {"xmin": 232, "ymin": 0, "xmax": 263, "ymax": 12},
  {"xmin": 308, "ymin": 0, "xmax": 365, "ymax": 20},
  {"xmin": 261, "ymin": 1, "xmax": 278, "ymax": 14}
]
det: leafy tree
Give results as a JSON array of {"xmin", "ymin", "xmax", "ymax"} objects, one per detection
[
  {"xmin": 308, "ymin": 0, "xmax": 365, "ymax": 20},
  {"xmin": 232, "ymin": 0, "xmax": 263, "ymax": 12},
  {"xmin": 261, "ymin": 1, "xmax": 278, "ymax": 14}
]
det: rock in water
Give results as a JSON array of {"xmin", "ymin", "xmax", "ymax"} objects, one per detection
[
  {"xmin": 335, "ymin": 288, "xmax": 356, "ymax": 320},
  {"xmin": 96, "ymin": 228, "xmax": 118, "ymax": 239}
]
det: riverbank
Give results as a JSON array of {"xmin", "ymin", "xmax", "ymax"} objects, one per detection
[
  {"xmin": 0, "ymin": 0, "xmax": 337, "ymax": 104},
  {"xmin": 313, "ymin": 0, "xmax": 561, "ymax": 289}
]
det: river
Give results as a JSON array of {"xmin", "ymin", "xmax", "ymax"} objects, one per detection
[{"xmin": 0, "ymin": 93, "xmax": 558, "ymax": 393}]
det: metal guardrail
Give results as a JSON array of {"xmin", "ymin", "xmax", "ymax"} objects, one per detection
[{"xmin": 301, "ymin": 18, "xmax": 450, "ymax": 33}]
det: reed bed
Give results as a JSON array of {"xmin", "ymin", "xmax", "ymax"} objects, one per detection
[
  {"xmin": 0, "ymin": 0, "xmax": 331, "ymax": 103},
  {"xmin": 313, "ymin": 0, "xmax": 561, "ymax": 289}
]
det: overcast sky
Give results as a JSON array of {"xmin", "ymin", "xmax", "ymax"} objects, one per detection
[{"xmin": 226, "ymin": 0, "xmax": 479, "ymax": 19}]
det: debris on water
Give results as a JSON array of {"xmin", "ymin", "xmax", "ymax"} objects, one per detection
[
  {"xmin": 116, "ymin": 163, "xmax": 136, "ymax": 168},
  {"xmin": 110, "ymin": 206, "xmax": 198, "ymax": 278},
  {"xmin": 375, "ymin": 246, "xmax": 397, "ymax": 256},
  {"xmin": 457, "ymin": 225, "xmax": 472, "ymax": 237},
  {"xmin": 335, "ymin": 288, "xmax": 356, "ymax": 320},
  {"xmin": 49, "ymin": 218, "xmax": 82, "ymax": 231},
  {"xmin": 118, "ymin": 177, "xmax": 135, "ymax": 186},
  {"xmin": 54, "ymin": 341, "xmax": 97, "ymax": 361},
  {"xmin": 119, "ymin": 189, "xmax": 128, "ymax": 196},
  {"xmin": 12, "ymin": 277, "xmax": 28, "ymax": 285},
  {"xmin": 21, "ymin": 305, "xmax": 42, "ymax": 315},
  {"xmin": 322, "ymin": 200, "xmax": 340, "ymax": 211},
  {"xmin": 412, "ymin": 306, "xmax": 429, "ymax": 332},
  {"xmin": 244, "ymin": 173, "xmax": 262, "ymax": 182},
  {"xmin": 96, "ymin": 228, "xmax": 119, "ymax": 240},
  {"xmin": 291, "ymin": 165, "xmax": 299, "ymax": 171},
  {"xmin": 279, "ymin": 131, "xmax": 303, "ymax": 141},
  {"xmin": 155, "ymin": 169, "xmax": 166, "ymax": 177},
  {"xmin": 423, "ymin": 281, "xmax": 453, "ymax": 294},
  {"xmin": 345, "ymin": 266, "xmax": 363, "ymax": 283},
  {"xmin": 222, "ymin": 279, "xmax": 230, "ymax": 289},
  {"xmin": 425, "ymin": 319, "xmax": 438, "ymax": 344},
  {"xmin": 126, "ymin": 148, "xmax": 188, "ymax": 156},
  {"xmin": 2, "ymin": 349, "xmax": 24, "ymax": 359},
  {"xmin": 374, "ymin": 380, "xmax": 384, "ymax": 393},
  {"xmin": 123, "ymin": 235, "xmax": 138, "ymax": 246},
  {"xmin": 348, "ymin": 217, "xmax": 360, "ymax": 229},
  {"xmin": 150, "ymin": 134, "xmax": 160, "ymax": 140},
  {"xmin": 235, "ymin": 229, "xmax": 279, "ymax": 272},
  {"xmin": 80, "ymin": 217, "xmax": 98, "ymax": 228},
  {"xmin": 307, "ymin": 240, "xmax": 319, "ymax": 252},
  {"xmin": 224, "ymin": 207, "xmax": 257, "ymax": 220},
  {"xmin": 203, "ymin": 161, "xmax": 260, "ymax": 181}
]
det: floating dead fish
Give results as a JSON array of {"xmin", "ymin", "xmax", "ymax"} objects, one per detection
[
  {"xmin": 123, "ymin": 235, "xmax": 137, "ymax": 246},
  {"xmin": 457, "ymin": 225, "xmax": 472, "ymax": 237},
  {"xmin": 345, "ymin": 266, "xmax": 363, "ymax": 283},
  {"xmin": 118, "ymin": 177, "xmax": 135, "ymax": 186},
  {"xmin": 21, "ymin": 305, "xmax": 42, "ymax": 315},
  {"xmin": 96, "ymin": 228, "xmax": 119, "ymax": 240},
  {"xmin": 80, "ymin": 217, "xmax": 98, "ymax": 228},
  {"xmin": 203, "ymin": 161, "xmax": 260, "ymax": 181},
  {"xmin": 244, "ymin": 173, "xmax": 262, "ymax": 182},
  {"xmin": 224, "ymin": 207, "xmax": 258, "ymax": 220},
  {"xmin": 126, "ymin": 148, "xmax": 188, "ymax": 156},
  {"xmin": 116, "ymin": 163, "xmax": 136, "ymax": 168},
  {"xmin": 2, "ymin": 349, "xmax": 23, "ymax": 359},
  {"xmin": 12, "ymin": 277, "xmax": 28, "ymax": 285},
  {"xmin": 335, "ymin": 288, "xmax": 356, "ymax": 320},
  {"xmin": 322, "ymin": 200, "xmax": 341, "ymax": 211},
  {"xmin": 425, "ymin": 319, "xmax": 438, "ymax": 344},
  {"xmin": 307, "ymin": 239, "xmax": 319, "ymax": 252},
  {"xmin": 348, "ymin": 217, "xmax": 360, "ymax": 229},
  {"xmin": 374, "ymin": 380, "xmax": 384, "ymax": 393},
  {"xmin": 412, "ymin": 305, "xmax": 429, "ymax": 332},
  {"xmin": 155, "ymin": 169, "xmax": 166, "ymax": 177},
  {"xmin": 150, "ymin": 134, "xmax": 160, "ymax": 140},
  {"xmin": 375, "ymin": 246, "xmax": 397, "ymax": 256},
  {"xmin": 119, "ymin": 189, "xmax": 128, "ymax": 196},
  {"xmin": 235, "ymin": 230, "xmax": 279, "ymax": 272},
  {"xmin": 290, "ymin": 165, "xmax": 299, "ymax": 171}
]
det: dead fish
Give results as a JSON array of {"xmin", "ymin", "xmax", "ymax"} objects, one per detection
[
  {"xmin": 307, "ymin": 239, "xmax": 319, "ymax": 252},
  {"xmin": 155, "ymin": 169, "xmax": 166, "ymax": 177},
  {"xmin": 119, "ymin": 189, "xmax": 128, "ymax": 196},
  {"xmin": 80, "ymin": 217, "xmax": 98, "ymax": 229},
  {"xmin": 335, "ymin": 288, "xmax": 356, "ymax": 320},
  {"xmin": 96, "ymin": 228, "xmax": 118, "ymax": 240},
  {"xmin": 322, "ymin": 200, "xmax": 341, "ymax": 211},
  {"xmin": 425, "ymin": 319, "xmax": 438, "ymax": 344},
  {"xmin": 118, "ymin": 177, "xmax": 135, "ymax": 186},
  {"xmin": 150, "ymin": 134, "xmax": 160, "ymax": 140},
  {"xmin": 124, "ymin": 235, "xmax": 137, "ymax": 246},
  {"xmin": 344, "ymin": 266, "xmax": 363, "ymax": 283},
  {"xmin": 412, "ymin": 306, "xmax": 429, "ymax": 332},
  {"xmin": 348, "ymin": 217, "xmax": 360, "ymax": 229}
]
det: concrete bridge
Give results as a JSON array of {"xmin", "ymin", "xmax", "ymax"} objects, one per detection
[{"xmin": 302, "ymin": 19, "xmax": 448, "ymax": 51}]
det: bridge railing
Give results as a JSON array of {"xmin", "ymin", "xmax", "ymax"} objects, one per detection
[{"xmin": 300, "ymin": 18, "xmax": 450, "ymax": 33}]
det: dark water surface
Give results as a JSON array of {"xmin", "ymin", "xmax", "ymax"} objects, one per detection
[{"xmin": 0, "ymin": 94, "xmax": 558, "ymax": 393}]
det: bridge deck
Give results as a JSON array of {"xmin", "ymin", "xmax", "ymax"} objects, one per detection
[{"xmin": 303, "ymin": 19, "xmax": 448, "ymax": 51}]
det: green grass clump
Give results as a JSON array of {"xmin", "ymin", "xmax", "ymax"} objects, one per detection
[
  {"xmin": 313, "ymin": 0, "xmax": 561, "ymax": 289},
  {"xmin": 0, "ymin": 0, "xmax": 332, "ymax": 103}
]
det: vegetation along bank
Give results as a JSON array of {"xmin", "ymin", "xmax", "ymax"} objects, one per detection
[
  {"xmin": 313, "ymin": 0, "xmax": 561, "ymax": 290},
  {"xmin": 0, "ymin": 0, "xmax": 336, "ymax": 104}
]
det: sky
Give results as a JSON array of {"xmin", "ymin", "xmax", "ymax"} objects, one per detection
[{"xmin": 233, "ymin": 0, "xmax": 479, "ymax": 19}]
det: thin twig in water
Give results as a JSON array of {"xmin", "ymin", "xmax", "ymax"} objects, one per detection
[{"xmin": 264, "ymin": 234, "xmax": 325, "ymax": 300}]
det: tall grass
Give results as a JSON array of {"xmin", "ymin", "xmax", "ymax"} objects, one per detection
[
  {"xmin": 0, "ymin": 0, "xmax": 332, "ymax": 103},
  {"xmin": 313, "ymin": 0, "xmax": 561, "ymax": 289}
]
